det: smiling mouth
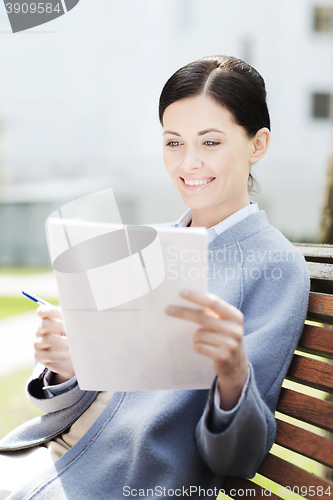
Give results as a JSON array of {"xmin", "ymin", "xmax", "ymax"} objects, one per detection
[{"xmin": 180, "ymin": 177, "xmax": 215, "ymax": 186}]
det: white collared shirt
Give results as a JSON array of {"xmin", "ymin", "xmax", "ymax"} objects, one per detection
[{"xmin": 173, "ymin": 202, "xmax": 259, "ymax": 244}]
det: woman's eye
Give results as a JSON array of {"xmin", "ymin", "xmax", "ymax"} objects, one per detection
[
  {"xmin": 204, "ymin": 141, "xmax": 220, "ymax": 146},
  {"xmin": 166, "ymin": 141, "xmax": 181, "ymax": 147}
]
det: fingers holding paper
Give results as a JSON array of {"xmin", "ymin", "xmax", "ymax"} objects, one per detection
[
  {"xmin": 34, "ymin": 305, "xmax": 75, "ymax": 384},
  {"xmin": 36, "ymin": 305, "xmax": 64, "ymax": 335},
  {"xmin": 165, "ymin": 290, "xmax": 249, "ymax": 410}
]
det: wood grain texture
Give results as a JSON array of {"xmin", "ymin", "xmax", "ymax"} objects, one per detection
[
  {"xmin": 298, "ymin": 324, "xmax": 333, "ymax": 359},
  {"xmin": 286, "ymin": 353, "xmax": 333, "ymax": 393},
  {"xmin": 275, "ymin": 419, "xmax": 333, "ymax": 468},
  {"xmin": 307, "ymin": 291, "xmax": 333, "ymax": 323},
  {"xmin": 258, "ymin": 454, "xmax": 333, "ymax": 500},
  {"xmin": 277, "ymin": 388, "xmax": 333, "ymax": 432},
  {"xmin": 293, "ymin": 243, "xmax": 333, "ymax": 264},
  {"xmin": 307, "ymin": 262, "xmax": 333, "ymax": 282},
  {"xmin": 308, "ymin": 292, "xmax": 333, "ymax": 315}
]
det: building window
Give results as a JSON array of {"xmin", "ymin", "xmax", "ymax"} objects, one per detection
[
  {"xmin": 313, "ymin": 6, "xmax": 333, "ymax": 32},
  {"xmin": 312, "ymin": 92, "xmax": 332, "ymax": 118}
]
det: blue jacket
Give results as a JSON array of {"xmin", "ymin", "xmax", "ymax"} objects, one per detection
[{"xmin": 0, "ymin": 211, "xmax": 310, "ymax": 499}]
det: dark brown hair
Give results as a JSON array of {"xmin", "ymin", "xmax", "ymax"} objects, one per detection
[{"xmin": 159, "ymin": 55, "xmax": 270, "ymax": 191}]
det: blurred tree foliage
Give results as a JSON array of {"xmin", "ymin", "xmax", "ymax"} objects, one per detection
[{"xmin": 319, "ymin": 98, "xmax": 333, "ymax": 243}]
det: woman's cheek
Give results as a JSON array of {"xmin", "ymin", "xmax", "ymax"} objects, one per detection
[
  {"xmin": 164, "ymin": 154, "xmax": 181, "ymax": 175},
  {"xmin": 163, "ymin": 150, "xmax": 175, "ymax": 169}
]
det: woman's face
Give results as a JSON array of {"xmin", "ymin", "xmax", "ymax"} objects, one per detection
[{"xmin": 162, "ymin": 95, "xmax": 257, "ymax": 225}]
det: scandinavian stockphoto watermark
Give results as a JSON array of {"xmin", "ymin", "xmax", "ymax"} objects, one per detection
[
  {"xmin": 4, "ymin": 0, "xmax": 80, "ymax": 33},
  {"xmin": 165, "ymin": 245, "xmax": 294, "ymax": 283}
]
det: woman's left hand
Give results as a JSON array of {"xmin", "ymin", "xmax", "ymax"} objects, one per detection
[{"xmin": 165, "ymin": 289, "xmax": 249, "ymax": 411}]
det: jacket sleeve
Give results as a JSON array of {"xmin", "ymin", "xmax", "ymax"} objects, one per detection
[
  {"xmin": 26, "ymin": 362, "xmax": 88, "ymax": 414},
  {"xmin": 195, "ymin": 247, "xmax": 310, "ymax": 478}
]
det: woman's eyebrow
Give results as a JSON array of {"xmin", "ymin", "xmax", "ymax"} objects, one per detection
[
  {"xmin": 163, "ymin": 130, "xmax": 181, "ymax": 136},
  {"xmin": 198, "ymin": 128, "xmax": 226, "ymax": 136},
  {"xmin": 163, "ymin": 128, "xmax": 226, "ymax": 136}
]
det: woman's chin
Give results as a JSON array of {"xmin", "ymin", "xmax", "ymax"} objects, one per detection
[{"xmin": 180, "ymin": 197, "xmax": 217, "ymax": 211}]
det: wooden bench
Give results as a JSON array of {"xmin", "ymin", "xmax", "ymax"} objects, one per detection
[{"xmin": 223, "ymin": 243, "xmax": 333, "ymax": 500}]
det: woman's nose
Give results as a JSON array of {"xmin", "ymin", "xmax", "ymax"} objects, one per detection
[{"xmin": 181, "ymin": 147, "xmax": 203, "ymax": 170}]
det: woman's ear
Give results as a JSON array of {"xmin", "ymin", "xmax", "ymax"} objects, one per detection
[{"xmin": 250, "ymin": 127, "xmax": 270, "ymax": 164}]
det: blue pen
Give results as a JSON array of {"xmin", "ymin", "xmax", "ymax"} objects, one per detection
[{"xmin": 22, "ymin": 289, "xmax": 53, "ymax": 307}]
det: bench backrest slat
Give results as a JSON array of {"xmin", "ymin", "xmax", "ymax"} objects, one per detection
[
  {"xmin": 223, "ymin": 244, "xmax": 333, "ymax": 499},
  {"xmin": 295, "ymin": 243, "xmax": 333, "ymax": 263},
  {"xmin": 275, "ymin": 419, "xmax": 333, "ymax": 468},
  {"xmin": 307, "ymin": 291, "xmax": 333, "ymax": 321},
  {"xmin": 258, "ymin": 454, "xmax": 333, "ymax": 499},
  {"xmin": 298, "ymin": 324, "xmax": 333, "ymax": 358},
  {"xmin": 286, "ymin": 353, "xmax": 333, "ymax": 393},
  {"xmin": 277, "ymin": 387, "xmax": 333, "ymax": 432}
]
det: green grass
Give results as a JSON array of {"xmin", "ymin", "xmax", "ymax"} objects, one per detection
[
  {"xmin": 0, "ymin": 365, "xmax": 44, "ymax": 439},
  {"xmin": 0, "ymin": 295, "xmax": 58, "ymax": 441},
  {"xmin": 0, "ymin": 267, "xmax": 52, "ymax": 274},
  {"xmin": 0, "ymin": 296, "xmax": 59, "ymax": 320},
  {"xmin": 0, "ymin": 294, "xmax": 58, "ymax": 439}
]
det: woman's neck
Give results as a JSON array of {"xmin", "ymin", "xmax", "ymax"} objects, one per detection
[{"xmin": 190, "ymin": 197, "xmax": 251, "ymax": 229}]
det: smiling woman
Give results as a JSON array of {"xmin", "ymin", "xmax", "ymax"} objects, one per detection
[
  {"xmin": 0, "ymin": 56, "xmax": 310, "ymax": 500},
  {"xmin": 162, "ymin": 96, "xmax": 270, "ymax": 229},
  {"xmin": 160, "ymin": 55, "xmax": 270, "ymax": 229}
]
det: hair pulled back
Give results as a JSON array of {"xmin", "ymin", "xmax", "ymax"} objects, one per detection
[
  {"xmin": 159, "ymin": 55, "xmax": 270, "ymax": 191},
  {"xmin": 159, "ymin": 55, "xmax": 270, "ymax": 136}
]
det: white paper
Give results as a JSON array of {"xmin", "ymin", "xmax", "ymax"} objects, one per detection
[{"xmin": 46, "ymin": 218, "xmax": 215, "ymax": 391}]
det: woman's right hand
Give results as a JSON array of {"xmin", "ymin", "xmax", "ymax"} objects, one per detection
[{"xmin": 34, "ymin": 305, "xmax": 75, "ymax": 385}]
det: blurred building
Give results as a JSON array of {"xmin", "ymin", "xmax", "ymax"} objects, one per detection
[
  {"xmin": 0, "ymin": 0, "xmax": 332, "ymax": 265},
  {"xmin": 0, "ymin": 175, "xmax": 183, "ymax": 266}
]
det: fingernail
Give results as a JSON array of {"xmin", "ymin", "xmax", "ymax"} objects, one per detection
[
  {"xmin": 166, "ymin": 306, "xmax": 175, "ymax": 314},
  {"xmin": 180, "ymin": 290, "xmax": 190, "ymax": 296}
]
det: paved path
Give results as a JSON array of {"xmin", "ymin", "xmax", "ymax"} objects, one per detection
[
  {"xmin": 0, "ymin": 272, "xmax": 58, "ymax": 298},
  {"xmin": 0, "ymin": 311, "xmax": 40, "ymax": 376},
  {"xmin": 0, "ymin": 273, "xmax": 58, "ymax": 376}
]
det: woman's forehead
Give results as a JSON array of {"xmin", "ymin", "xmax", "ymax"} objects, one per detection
[
  {"xmin": 163, "ymin": 95, "xmax": 234, "ymax": 128},
  {"xmin": 162, "ymin": 96, "xmax": 243, "ymax": 138}
]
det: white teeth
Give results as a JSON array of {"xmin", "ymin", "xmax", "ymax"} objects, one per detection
[{"xmin": 183, "ymin": 178, "xmax": 214, "ymax": 186}]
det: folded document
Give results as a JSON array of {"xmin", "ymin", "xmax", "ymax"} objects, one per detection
[{"xmin": 46, "ymin": 218, "xmax": 214, "ymax": 391}]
